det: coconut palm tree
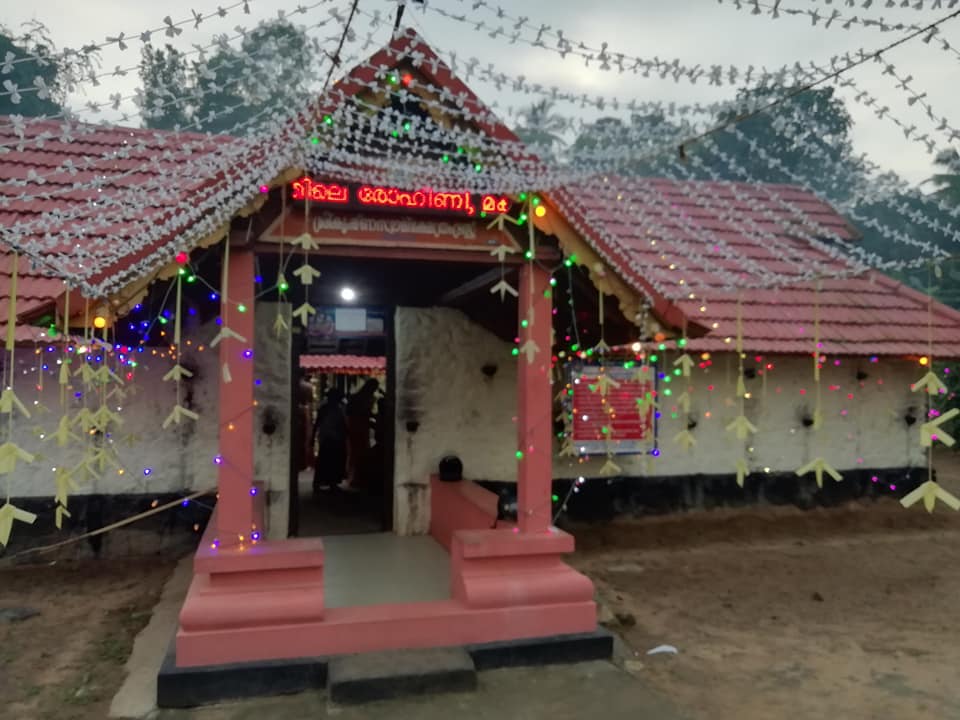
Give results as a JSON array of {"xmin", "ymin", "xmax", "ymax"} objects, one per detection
[{"xmin": 514, "ymin": 100, "xmax": 567, "ymax": 157}]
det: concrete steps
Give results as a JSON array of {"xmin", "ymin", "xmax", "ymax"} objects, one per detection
[{"xmin": 327, "ymin": 647, "xmax": 477, "ymax": 704}]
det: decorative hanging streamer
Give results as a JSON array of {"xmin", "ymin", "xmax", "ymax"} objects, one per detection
[
  {"xmin": 517, "ymin": 197, "xmax": 541, "ymax": 364},
  {"xmin": 162, "ymin": 271, "xmax": 199, "ymax": 429},
  {"xmin": 595, "ymin": 371, "xmax": 620, "ymax": 397},
  {"xmin": 0, "ymin": 501, "xmax": 36, "ymax": 547},
  {"xmin": 53, "ymin": 466, "xmax": 79, "ymax": 530},
  {"xmin": 272, "ymin": 187, "xmax": 291, "ymax": 337},
  {"xmin": 292, "ymin": 191, "xmax": 317, "ymax": 327},
  {"xmin": 58, "ymin": 286, "xmax": 70, "ymax": 406},
  {"xmin": 795, "ymin": 457, "xmax": 843, "ymax": 489},
  {"xmin": 673, "ymin": 428, "xmax": 696, "ymax": 451},
  {"xmin": 903, "ymin": 261, "xmax": 960, "ymax": 512},
  {"xmin": 489, "ymin": 244, "xmax": 519, "ymax": 300},
  {"xmin": 735, "ymin": 457, "xmax": 750, "ymax": 488},
  {"xmin": 673, "ymin": 352, "xmax": 694, "ymax": 377},
  {"xmin": 210, "ymin": 239, "xmax": 247, "ymax": 382},
  {"xmin": 599, "ymin": 455, "xmax": 621, "ymax": 476},
  {"xmin": 729, "ymin": 294, "xmax": 754, "ymax": 483},
  {"xmin": 4, "ymin": 253, "xmax": 16, "ymax": 353},
  {"xmin": 593, "ymin": 271, "xmax": 611, "ymax": 355},
  {"xmin": 795, "ymin": 279, "xmax": 842, "ymax": 487},
  {"xmin": 812, "ymin": 279, "xmax": 824, "ymax": 430},
  {"xmin": 0, "ymin": 252, "xmax": 36, "ymax": 546}
]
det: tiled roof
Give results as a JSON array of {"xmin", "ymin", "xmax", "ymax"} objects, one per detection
[
  {"xmin": 0, "ymin": 115, "xmax": 278, "ymax": 344},
  {"xmin": 2, "ymin": 32, "xmax": 959, "ymax": 359},
  {"xmin": 300, "ymin": 354, "xmax": 386, "ymax": 374},
  {"xmin": 552, "ymin": 177, "xmax": 960, "ymax": 357},
  {"xmin": 0, "ymin": 28, "xmax": 517, "ymax": 339}
]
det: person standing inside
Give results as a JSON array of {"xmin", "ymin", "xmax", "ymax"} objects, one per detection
[
  {"xmin": 342, "ymin": 378, "xmax": 380, "ymax": 492},
  {"xmin": 312, "ymin": 388, "xmax": 346, "ymax": 496}
]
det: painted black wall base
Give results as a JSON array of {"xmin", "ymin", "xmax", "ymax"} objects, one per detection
[
  {"xmin": 157, "ymin": 644, "xmax": 329, "ymax": 709},
  {"xmin": 156, "ymin": 628, "xmax": 614, "ymax": 708},
  {"xmin": 0, "ymin": 492, "xmax": 214, "ymax": 559},
  {"xmin": 479, "ymin": 467, "xmax": 928, "ymax": 523}
]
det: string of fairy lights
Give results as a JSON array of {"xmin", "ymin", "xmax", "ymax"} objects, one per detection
[{"xmin": 1, "ymin": 0, "xmax": 959, "ymax": 549}]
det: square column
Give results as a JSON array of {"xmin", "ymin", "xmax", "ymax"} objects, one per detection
[
  {"xmin": 517, "ymin": 262, "xmax": 553, "ymax": 534},
  {"xmin": 216, "ymin": 244, "xmax": 255, "ymax": 540}
]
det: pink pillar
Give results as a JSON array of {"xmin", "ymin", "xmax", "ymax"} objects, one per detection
[
  {"xmin": 517, "ymin": 262, "xmax": 553, "ymax": 534},
  {"xmin": 216, "ymin": 244, "xmax": 255, "ymax": 540}
]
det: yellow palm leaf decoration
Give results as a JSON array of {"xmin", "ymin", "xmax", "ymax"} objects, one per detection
[{"xmin": 900, "ymin": 480, "xmax": 960, "ymax": 513}]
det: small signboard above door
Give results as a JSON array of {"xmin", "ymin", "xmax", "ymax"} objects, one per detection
[{"xmin": 290, "ymin": 177, "xmax": 512, "ymax": 219}]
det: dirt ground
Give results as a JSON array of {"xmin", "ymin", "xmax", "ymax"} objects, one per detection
[
  {"xmin": 572, "ymin": 500, "xmax": 960, "ymax": 720},
  {"xmin": 3, "ymin": 465, "xmax": 960, "ymax": 719},
  {"xmin": 0, "ymin": 556, "xmax": 177, "ymax": 720}
]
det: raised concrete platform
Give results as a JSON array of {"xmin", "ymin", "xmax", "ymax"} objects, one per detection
[
  {"xmin": 328, "ymin": 647, "xmax": 476, "ymax": 704},
  {"xmin": 157, "ymin": 627, "xmax": 614, "ymax": 708}
]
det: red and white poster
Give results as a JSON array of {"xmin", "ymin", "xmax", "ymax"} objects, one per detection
[{"xmin": 569, "ymin": 366, "xmax": 655, "ymax": 455}]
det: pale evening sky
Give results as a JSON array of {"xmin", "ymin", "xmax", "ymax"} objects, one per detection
[{"xmin": 3, "ymin": 0, "xmax": 958, "ymax": 185}]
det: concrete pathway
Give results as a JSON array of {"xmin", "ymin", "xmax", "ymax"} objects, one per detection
[
  {"xmin": 156, "ymin": 660, "xmax": 688, "ymax": 720},
  {"xmin": 109, "ymin": 545, "xmax": 686, "ymax": 720},
  {"xmin": 110, "ymin": 556, "xmax": 193, "ymax": 718}
]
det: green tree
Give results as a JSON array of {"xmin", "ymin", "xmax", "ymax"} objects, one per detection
[
  {"xmin": 193, "ymin": 18, "xmax": 317, "ymax": 134},
  {"xmin": 137, "ymin": 18, "xmax": 318, "ymax": 135},
  {"xmin": 140, "ymin": 44, "xmax": 191, "ymax": 130},
  {"xmin": 929, "ymin": 148, "xmax": 960, "ymax": 205},
  {"xmin": 693, "ymin": 86, "xmax": 861, "ymax": 204},
  {"xmin": 514, "ymin": 100, "xmax": 567, "ymax": 157},
  {"xmin": 571, "ymin": 112, "xmax": 688, "ymax": 176},
  {"xmin": 0, "ymin": 22, "xmax": 97, "ymax": 118}
]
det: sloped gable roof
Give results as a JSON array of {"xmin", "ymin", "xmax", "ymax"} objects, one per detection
[
  {"xmin": 552, "ymin": 176, "xmax": 960, "ymax": 356},
  {"xmin": 1, "ymin": 31, "xmax": 959, "ymax": 357}
]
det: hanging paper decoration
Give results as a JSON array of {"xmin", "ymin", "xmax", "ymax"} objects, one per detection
[
  {"xmin": 735, "ymin": 458, "xmax": 750, "ymax": 488},
  {"xmin": 489, "ymin": 244, "xmax": 519, "ymax": 300},
  {"xmin": 595, "ymin": 371, "xmax": 620, "ymax": 397},
  {"xmin": 902, "ymin": 263, "xmax": 958, "ymax": 513},
  {"xmin": 0, "ymin": 502, "xmax": 36, "ymax": 547},
  {"xmin": 599, "ymin": 455, "xmax": 621, "ymax": 476},
  {"xmin": 50, "ymin": 415, "xmax": 81, "ymax": 447},
  {"xmin": 53, "ymin": 467, "xmax": 78, "ymax": 521},
  {"xmin": 292, "ymin": 302, "xmax": 317, "ymax": 326},
  {"xmin": 162, "ymin": 270, "xmax": 199, "ymax": 429},
  {"xmin": 0, "ymin": 442, "xmax": 34, "ymax": 475},
  {"xmin": 795, "ymin": 457, "xmax": 843, "ymax": 489},
  {"xmin": 901, "ymin": 481, "xmax": 960, "ymax": 513},
  {"xmin": 210, "ymin": 240, "xmax": 247, "ymax": 384},
  {"xmin": 293, "ymin": 264, "xmax": 321, "ymax": 285},
  {"xmin": 673, "ymin": 353, "xmax": 694, "ymax": 377},
  {"xmin": 726, "ymin": 414, "xmax": 758, "ymax": 441},
  {"xmin": 912, "ymin": 371, "xmax": 947, "ymax": 396},
  {"xmin": 673, "ymin": 428, "xmax": 696, "ymax": 451},
  {"xmin": 725, "ymin": 296, "xmax": 757, "ymax": 485},
  {"xmin": 794, "ymin": 281, "xmax": 842, "ymax": 486},
  {"xmin": 0, "ymin": 252, "xmax": 36, "ymax": 546},
  {"xmin": 919, "ymin": 409, "xmax": 959, "ymax": 447}
]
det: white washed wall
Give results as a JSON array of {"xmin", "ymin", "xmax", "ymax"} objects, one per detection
[
  {"xmin": 559, "ymin": 354, "xmax": 926, "ymax": 479},
  {"xmin": 393, "ymin": 307, "xmax": 926, "ymax": 517},
  {"xmin": 393, "ymin": 307, "xmax": 517, "ymax": 534},
  {"xmin": 253, "ymin": 302, "xmax": 292, "ymax": 539},
  {"xmin": 6, "ymin": 324, "xmax": 219, "ymax": 498}
]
